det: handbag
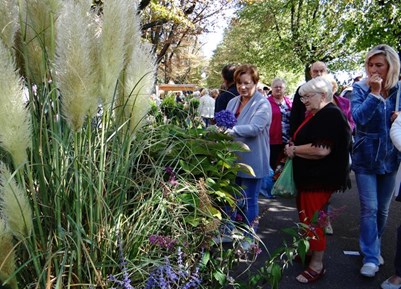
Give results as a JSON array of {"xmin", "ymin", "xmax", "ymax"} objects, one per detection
[{"xmin": 271, "ymin": 158, "xmax": 297, "ymax": 198}]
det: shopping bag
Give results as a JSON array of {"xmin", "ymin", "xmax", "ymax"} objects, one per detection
[{"xmin": 271, "ymin": 158, "xmax": 297, "ymax": 198}]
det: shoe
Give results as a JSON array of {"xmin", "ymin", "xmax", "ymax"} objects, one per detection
[
  {"xmin": 360, "ymin": 262, "xmax": 379, "ymax": 277},
  {"xmin": 296, "ymin": 267, "xmax": 326, "ymax": 283},
  {"xmin": 212, "ymin": 234, "xmax": 233, "ymax": 244},
  {"xmin": 381, "ymin": 277, "xmax": 401, "ymax": 289},
  {"xmin": 379, "ymin": 255, "xmax": 384, "ymax": 266},
  {"xmin": 324, "ymin": 223, "xmax": 333, "ymax": 235}
]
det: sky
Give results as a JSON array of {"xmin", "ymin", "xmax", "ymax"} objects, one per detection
[{"xmin": 200, "ymin": 8, "xmax": 236, "ymax": 59}]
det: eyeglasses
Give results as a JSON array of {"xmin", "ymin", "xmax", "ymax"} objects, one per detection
[{"xmin": 300, "ymin": 93, "xmax": 321, "ymax": 102}]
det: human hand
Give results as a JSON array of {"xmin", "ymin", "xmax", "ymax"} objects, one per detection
[
  {"xmin": 367, "ymin": 73, "xmax": 383, "ymax": 95},
  {"xmin": 391, "ymin": 111, "xmax": 400, "ymax": 123},
  {"xmin": 284, "ymin": 144, "xmax": 296, "ymax": 159},
  {"xmin": 225, "ymin": 128, "xmax": 234, "ymax": 135}
]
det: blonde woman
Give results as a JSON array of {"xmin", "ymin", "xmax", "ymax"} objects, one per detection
[{"xmin": 351, "ymin": 44, "xmax": 401, "ymax": 277}]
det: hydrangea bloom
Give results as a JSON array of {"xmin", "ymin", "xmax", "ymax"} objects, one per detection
[{"xmin": 214, "ymin": 109, "xmax": 237, "ymax": 129}]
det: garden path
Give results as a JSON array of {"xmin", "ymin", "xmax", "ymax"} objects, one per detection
[{"xmin": 235, "ymin": 172, "xmax": 401, "ymax": 289}]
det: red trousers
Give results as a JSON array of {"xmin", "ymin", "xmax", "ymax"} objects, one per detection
[{"xmin": 296, "ymin": 190, "xmax": 332, "ymax": 251}]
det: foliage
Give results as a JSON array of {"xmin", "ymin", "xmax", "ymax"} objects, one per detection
[
  {"xmin": 207, "ymin": 0, "xmax": 401, "ymax": 91},
  {"xmin": 140, "ymin": 0, "xmax": 240, "ymax": 84}
]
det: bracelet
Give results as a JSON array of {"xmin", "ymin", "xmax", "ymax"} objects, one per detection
[{"xmin": 292, "ymin": 146, "xmax": 296, "ymax": 156}]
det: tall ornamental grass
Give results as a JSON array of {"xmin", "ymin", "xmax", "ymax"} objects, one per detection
[{"xmin": 0, "ymin": 1, "xmax": 310, "ymax": 288}]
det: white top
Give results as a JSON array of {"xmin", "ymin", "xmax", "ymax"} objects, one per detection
[
  {"xmin": 198, "ymin": 94, "xmax": 215, "ymax": 118},
  {"xmin": 391, "ymin": 115, "xmax": 401, "ymax": 151}
]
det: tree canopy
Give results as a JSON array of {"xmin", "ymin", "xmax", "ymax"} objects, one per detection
[{"xmin": 206, "ymin": 0, "xmax": 401, "ymax": 93}]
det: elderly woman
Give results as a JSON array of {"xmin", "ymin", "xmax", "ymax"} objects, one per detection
[
  {"xmin": 284, "ymin": 76, "xmax": 351, "ymax": 283},
  {"xmin": 268, "ymin": 78, "xmax": 292, "ymax": 170},
  {"xmin": 351, "ymin": 44, "xmax": 401, "ymax": 278},
  {"xmin": 225, "ymin": 64, "xmax": 272, "ymax": 249}
]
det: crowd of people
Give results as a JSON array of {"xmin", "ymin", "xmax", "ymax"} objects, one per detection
[
  {"xmin": 152, "ymin": 44, "xmax": 401, "ymax": 288},
  {"xmin": 185, "ymin": 44, "xmax": 400, "ymax": 288}
]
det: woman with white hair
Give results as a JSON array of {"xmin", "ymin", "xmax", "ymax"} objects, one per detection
[
  {"xmin": 351, "ymin": 44, "xmax": 401, "ymax": 278},
  {"xmin": 284, "ymin": 76, "xmax": 351, "ymax": 283}
]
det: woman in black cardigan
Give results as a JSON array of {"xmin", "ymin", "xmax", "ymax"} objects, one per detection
[{"xmin": 284, "ymin": 76, "xmax": 351, "ymax": 284}]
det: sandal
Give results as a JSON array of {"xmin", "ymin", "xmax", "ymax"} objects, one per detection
[{"xmin": 296, "ymin": 267, "xmax": 326, "ymax": 284}]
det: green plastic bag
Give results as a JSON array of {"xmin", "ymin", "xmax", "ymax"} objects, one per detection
[{"xmin": 271, "ymin": 158, "xmax": 297, "ymax": 198}]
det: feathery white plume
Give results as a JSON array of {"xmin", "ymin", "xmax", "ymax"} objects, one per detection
[
  {"xmin": 0, "ymin": 40, "xmax": 32, "ymax": 167},
  {"xmin": 0, "ymin": 162, "xmax": 33, "ymax": 240},
  {"xmin": 98, "ymin": 0, "xmax": 130, "ymax": 106},
  {"xmin": 0, "ymin": 0, "xmax": 19, "ymax": 49},
  {"xmin": 55, "ymin": 0, "xmax": 99, "ymax": 131}
]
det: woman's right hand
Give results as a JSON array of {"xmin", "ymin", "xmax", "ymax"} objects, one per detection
[{"xmin": 367, "ymin": 73, "xmax": 383, "ymax": 95}]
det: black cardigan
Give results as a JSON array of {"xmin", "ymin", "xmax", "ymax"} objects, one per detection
[{"xmin": 293, "ymin": 103, "xmax": 351, "ymax": 192}]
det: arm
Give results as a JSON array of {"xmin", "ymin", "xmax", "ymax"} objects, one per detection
[
  {"xmin": 285, "ymin": 143, "xmax": 331, "ymax": 159},
  {"xmin": 351, "ymin": 81, "xmax": 384, "ymax": 126},
  {"xmin": 231, "ymin": 100, "xmax": 271, "ymax": 137},
  {"xmin": 390, "ymin": 115, "xmax": 401, "ymax": 151}
]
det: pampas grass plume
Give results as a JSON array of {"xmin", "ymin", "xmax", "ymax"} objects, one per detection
[
  {"xmin": 0, "ymin": 0, "xmax": 19, "ymax": 50},
  {"xmin": 99, "ymin": 0, "xmax": 130, "ymax": 105},
  {"xmin": 115, "ymin": 1, "xmax": 155, "ymax": 133},
  {"xmin": 56, "ymin": 0, "xmax": 99, "ymax": 131},
  {"xmin": 120, "ymin": 42, "xmax": 156, "ymax": 133},
  {"xmin": 0, "ymin": 218, "xmax": 17, "ymax": 289},
  {"xmin": 0, "ymin": 40, "xmax": 32, "ymax": 167},
  {"xmin": 18, "ymin": 0, "xmax": 61, "ymax": 83},
  {"xmin": 0, "ymin": 163, "xmax": 33, "ymax": 240}
]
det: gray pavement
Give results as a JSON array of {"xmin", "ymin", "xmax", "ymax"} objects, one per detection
[{"xmin": 239, "ymin": 172, "xmax": 401, "ymax": 289}]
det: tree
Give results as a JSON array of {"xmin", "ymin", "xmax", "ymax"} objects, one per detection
[
  {"xmin": 207, "ymin": 0, "xmax": 401, "ymax": 91},
  {"xmin": 140, "ymin": 0, "xmax": 238, "ymax": 84}
]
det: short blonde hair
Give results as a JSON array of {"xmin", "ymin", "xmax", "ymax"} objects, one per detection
[
  {"xmin": 299, "ymin": 76, "xmax": 333, "ymax": 102},
  {"xmin": 365, "ymin": 44, "xmax": 400, "ymax": 90}
]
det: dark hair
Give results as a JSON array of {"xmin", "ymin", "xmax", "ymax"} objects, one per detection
[
  {"xmin": 221, "ymin": 64, "xmax": 237, "ymax": 84},
  {"xmin": 234, "ymin": 64, "xmax": 260, "ymax": 84}
]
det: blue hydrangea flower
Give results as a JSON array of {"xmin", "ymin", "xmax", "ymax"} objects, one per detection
[{"xmin": 214, "ymin": 110, "xmax": 237, "ymax": 129}]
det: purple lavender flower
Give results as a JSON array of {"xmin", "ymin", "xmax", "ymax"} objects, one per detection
[
  {"xmin": 145, "ymin": 247, "xmax": 202, "ymax": 289},
  {"xmin": 214, "ymin": 109, "xmax": 237, "ymax": 129},
  {"xmin": 108, "ymin": 235, "xmax": 135, "ymax": 289}
]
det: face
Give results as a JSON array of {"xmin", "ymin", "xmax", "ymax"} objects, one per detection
[
  {"xmin": 300, "ymin": 92, "xmax": 324, "ymax": 113},
  {"xmin": 367, "ymin": 54, "xmax": 389, "ymax": 81},
  {"xmin": 236, "ymin": 73, "xmax": 256, "ymax": 99},
  {"xmin": 272, "ymin": 82, "xmax": 285, "ymax": 98},
  {"xmin": 310, "ymin": 63, "xmax": 328, "ymax": 78}
]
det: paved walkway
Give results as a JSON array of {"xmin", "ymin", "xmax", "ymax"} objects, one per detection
[{"xmin": 237, "ymin": 173, "xmax": 401, "ymax": 289}]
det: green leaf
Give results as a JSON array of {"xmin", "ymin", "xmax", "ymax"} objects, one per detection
[{"xmin": 213, "ymin": 269, "xmax": 226, "ymax": 285}]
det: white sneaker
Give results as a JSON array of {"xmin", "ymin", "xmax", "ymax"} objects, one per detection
[
  {"xmin": 381, "ymin": 278, "xmax": 401, "ymax": 289},
  {"xmin": 379, "ymin": 255, "xmax": 384, "ymax": 266},
  {"xmin": 360, "ymin": 262, "xmax": 379, "ymax": 277}
]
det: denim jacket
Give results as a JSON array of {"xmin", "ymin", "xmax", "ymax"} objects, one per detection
[{"xmin": 351, "ymin": 79, "xmax": 401, "ymax": 174}]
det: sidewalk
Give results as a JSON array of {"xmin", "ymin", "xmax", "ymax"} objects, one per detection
[{"xmin": 240, "ymin": 173, "xmax": 401, "ymax": 289}]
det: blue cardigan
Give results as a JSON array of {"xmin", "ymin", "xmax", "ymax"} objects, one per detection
[
  {"xmin": 351, "ymin": 79, "xmax": 401, "ymax": 174},
  {"xmin": 227, "ymin": 91, "xmax": 272, "ymax": 178}
]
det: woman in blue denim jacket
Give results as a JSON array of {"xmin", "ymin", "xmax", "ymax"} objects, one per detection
[{"xmin": 351, "ymin": 44, "xmax": 401, "ymax": 278}]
